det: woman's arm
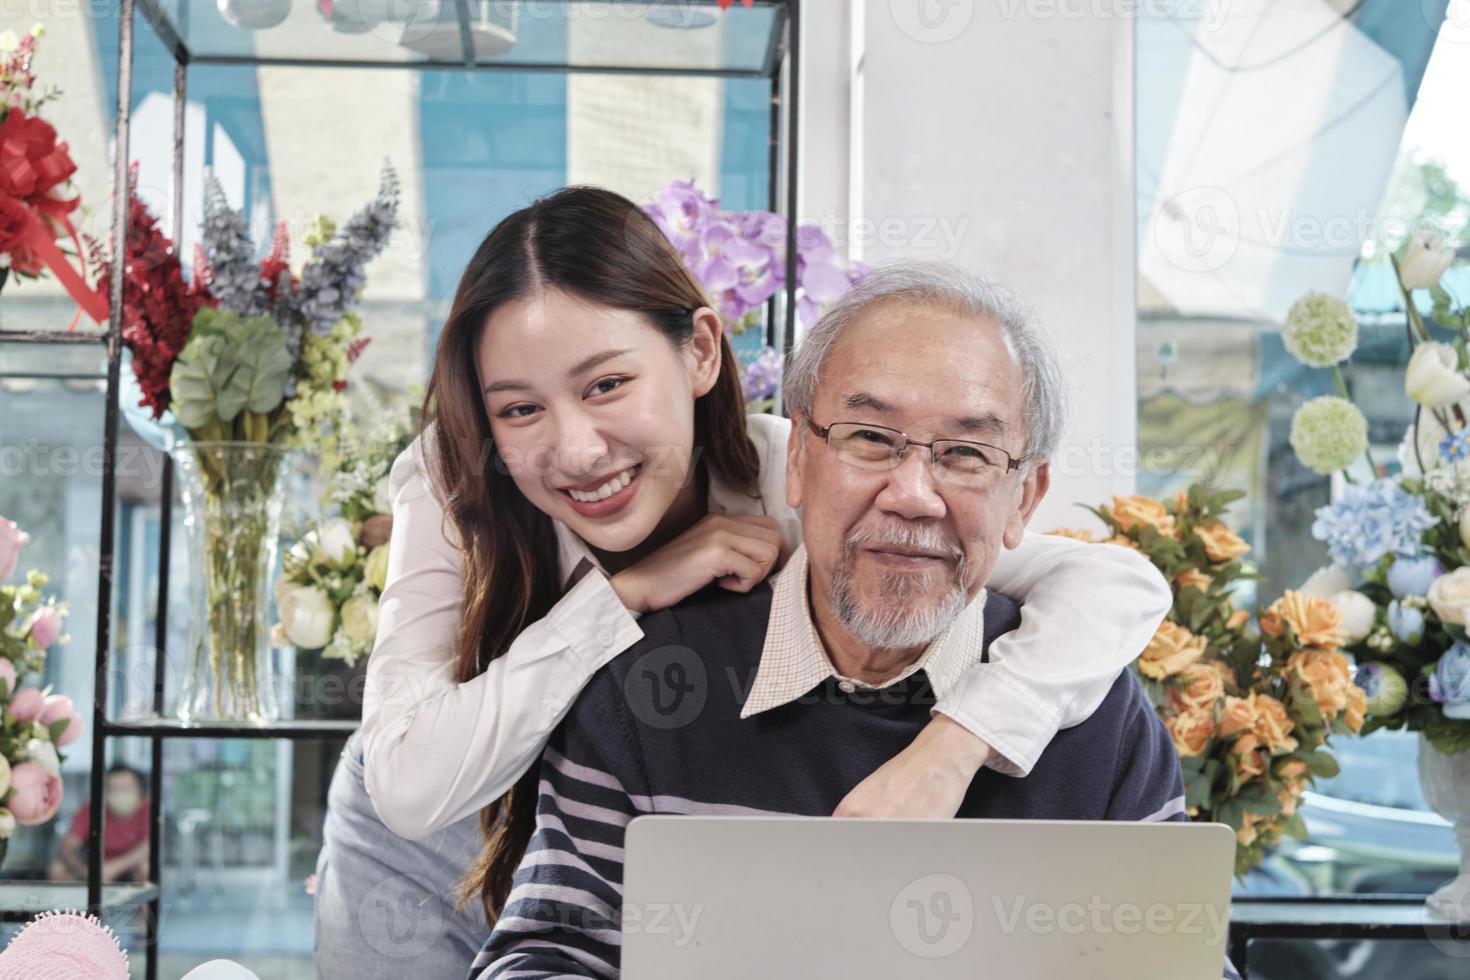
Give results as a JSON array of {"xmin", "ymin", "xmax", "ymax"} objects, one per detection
[
  {"xmin": 360, "ymin": 441, "xmax": 644, "ymax": 841},
  {"xmin": 937, "ymin": 530, "xmax": 1172, "ymax": 776}
]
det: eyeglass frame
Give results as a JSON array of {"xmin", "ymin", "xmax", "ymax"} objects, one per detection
[{"xmin": 804, "ymin": 417, "xmax": 1030, "ymax": 480}]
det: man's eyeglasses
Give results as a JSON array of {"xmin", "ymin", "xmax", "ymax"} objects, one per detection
[{"xmin": 806, "ymin": 418, "xmax": 1027, "ymax": 488}]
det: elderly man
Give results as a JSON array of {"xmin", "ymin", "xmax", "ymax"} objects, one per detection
[{"xmin": 471, "ymin": 262, "xmax": 1195, "ymax": 979}]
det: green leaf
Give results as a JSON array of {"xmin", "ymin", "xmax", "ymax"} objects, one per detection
[
  {"xmin": 1303, "ymin": 750, "xmax": 1340, "ymax": 778},
  {"xmin": 45, "ymin": 718, "xmax": 71, "ymax": 744},
  {"xmin": 1280, "ymin": 813, "xmax": 1308, "ymax": 841},
  {"xmin": 169, "ymin": 333, "xmax": 233, "ymax": 430},
  {"xmin": 218, "ymin": 317, "xmax": 291, "ymax": 419}
]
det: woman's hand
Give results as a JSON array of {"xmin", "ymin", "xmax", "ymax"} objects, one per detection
[
  {"xmin": 609, "ymin": 514, "xmax": 784, "ymax": 614},
  {"xmin": 833, "ymin": 713, "xmax": 993, "ymax": 818}
]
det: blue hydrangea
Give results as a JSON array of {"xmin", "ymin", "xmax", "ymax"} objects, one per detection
[{"xmin": 1311, "ymin": 478, "xmax": 1439, "ymax": 570}]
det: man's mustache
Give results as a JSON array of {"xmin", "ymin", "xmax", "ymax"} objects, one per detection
[{"xmin": 843, "ymin": 522, "xmax": 963, "ymax": 564}]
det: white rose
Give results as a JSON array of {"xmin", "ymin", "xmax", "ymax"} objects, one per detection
[
  {"xmin": 363, "ymin": 544, "xmax": 389, "ymax": 593},
  {"xmin": 1400, "ymin": 231, "xmax": 1456, "ymax": 291},
  {"xmin": 1299, "ymin": 564, "xmax": 1353, "ymax": 600},
  {"xmin": 1328, "ymin": 590, "xmax": 1376, "ymax": 643},
  {"xmin": 24, "ymin": 738, "xmax": 60, "ymax": 778},
  {"xmin": 1428, "ymin": 567, "xmax": 1470, "ymax": 626},
  {"xmin": 0, "ymin": 808, "xmax": 15, "ymax": 838},
  {"xmin": 340, "ymin": 595, "xmax": 380, "ymax": 645},
  {"xmin": 279, "ymin": 585, "xmax": 336, "ymax": 649},
  {"xmin": 1461, "ymin": 510, "xmax": 1470, "ymax": 552},
  {"xmin": 317, "ymin": 518, "xmax": 358, "ymax": 569},
  {"xmin": 0, "ymin": 753, "xmax": 11, "ymax": 800},
  {"xmin": 1405, "ymin": 342, "xmax": 1470, "ymax": 409}
]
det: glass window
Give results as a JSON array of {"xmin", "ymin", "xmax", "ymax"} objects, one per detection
[{"xmin": 1137, "ymin": 3, "xmax": 1468, "ymax": 898}]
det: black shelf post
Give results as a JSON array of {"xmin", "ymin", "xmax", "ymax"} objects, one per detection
[{"xmin": 86, "ymin": 0, "xmax": 135, "ymax": 923}]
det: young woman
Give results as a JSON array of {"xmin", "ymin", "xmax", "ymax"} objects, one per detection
[{"xmin": 313, "ymin": 187, "xmax": 1172, "ymax": 977}]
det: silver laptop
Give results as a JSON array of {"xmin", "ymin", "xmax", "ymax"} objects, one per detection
[{"xmin": 622, "ymin": 816, "xmax": 1235, "ymax": 979}]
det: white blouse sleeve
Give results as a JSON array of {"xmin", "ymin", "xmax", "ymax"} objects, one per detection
[
  {"xmin": 360, "ymin": 439, "xmax": 644, "ymax": 841},
  {"xmin": 936, "ymin": 531, "xmax": 1172, "ymax": 778}
]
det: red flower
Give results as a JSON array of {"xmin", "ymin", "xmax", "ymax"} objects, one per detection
[
  {"xmin": 0, "ymin": 191, "xmax": 41, "ymax": 275},
  {"xmin": 0, "ymin": 107, "xmax": 78, "ymax": 203},
  {"xmin": 93, "ymin": 164, "xmax": 215, "ymax": 418}
]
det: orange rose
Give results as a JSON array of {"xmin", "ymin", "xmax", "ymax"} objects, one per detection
[
  {"xmin": 1226, "ymin": 609, "xmax": 1251, "ymax": 630},
  {"xmin": 1278, "ymin": 784, "xmax": 1302, "ymax": 818},
  {"xmin": 1237, "ymin": 811, "xmax": 1263, "ymax": 847},
  {"xmin": 1344, "ymin": 684, "xmax": 1366, "ymax": 733},
  {"xmin": 1249, "ymin": 692, "xmax": 1298, "ymax": 754},
  {"xmin": 1138, "ymin": 621, "xmax": 1208, "ymax": 679},
  {"xmin": 1047, "ymin": 527, "xmax": 1096, "ymax": 543},
  {"xmin": 1232, "ymin": 732, "xmax": 1266, "ymax": 779},
  {"xmin": 1275, "ymin": 758, "xmax": 1309, "ymax": 780},
  {"xmin": 1286, "ymin": 647, "xmax": 1356, "ymax": 719},
  {"xmin": 1169, "ymin": 663, "xmax": 1225, "ymax": 715},
  {"xmin": 1260, "ymin": 591, "xmax": 1345, "ymax": 650},
  {"xmin": 1218, "ymin": 695, "xmax": 1256, "ymax": 737},
  {"xmin": 1193, "ymin": 521, "xmax": 1250, "ymax": 563},
  {"xmin": 1110, "ymin": 495, "xmax": 1178, "ymax": 539},
  {"xmin": 1165, "ymin": 709, "xmax": 1214, "ymax": 758},
  {"xmin": 1173, "ymin": 489, "xmax": 1190, "ymax": 513},
  {"xmin": 1174, "ymin": 568, "xmax": 1214, "ymax": 594}
]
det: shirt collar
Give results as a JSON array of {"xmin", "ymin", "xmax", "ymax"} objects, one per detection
[
  {"xmin": 554, "ymin": 459, "xmax": 767, "ymax": 591},
  {"xmin": 740, "ymin": 545, "xmax": 987, "ymax": 718}
]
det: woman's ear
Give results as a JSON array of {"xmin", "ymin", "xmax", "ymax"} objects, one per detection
[{"xmin": 687, "ymin": 307, "xmax": 724, "ymax": 398}]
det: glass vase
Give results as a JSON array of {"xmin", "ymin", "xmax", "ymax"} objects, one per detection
[{"xmin": 170, "ymin": 441, "xmax": 295, "ymax": 724}]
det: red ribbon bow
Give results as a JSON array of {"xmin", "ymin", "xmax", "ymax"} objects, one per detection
[{"xmin": 0, "ymin": 107, "xmax": 107, "ymax": 327}]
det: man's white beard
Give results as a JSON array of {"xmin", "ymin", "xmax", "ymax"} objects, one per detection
[{"xmin": 828, "ymin": 521, "xmax": 969, "ymax": 651}]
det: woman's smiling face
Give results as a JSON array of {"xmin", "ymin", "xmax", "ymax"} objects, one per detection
[{"xmin": 477, "ymin": 288, "xmax": 721, "ymax": 555}]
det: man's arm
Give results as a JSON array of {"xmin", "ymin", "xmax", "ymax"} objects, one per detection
[
  {"xmin": 472, "ymin": 682, "xmax": 650, "ymax": 980},
  {"xmin": 1104, "ymin": 676, "xmax": 1188, "ymax": 823}
]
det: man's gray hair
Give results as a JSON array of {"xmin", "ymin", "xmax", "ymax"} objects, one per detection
[{"xmin": 781, "ymin": 260, "xmax": 1068, "ymax": 461}]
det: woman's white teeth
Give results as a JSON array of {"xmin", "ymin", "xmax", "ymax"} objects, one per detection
[{"xmin": 568, "ymin": 466, "xmax": 637, "ymax": 503}]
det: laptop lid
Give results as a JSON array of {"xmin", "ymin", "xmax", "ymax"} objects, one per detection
[{"xmin": 622, "ymin": 816, "xmax": 1235, "ymax": 979}]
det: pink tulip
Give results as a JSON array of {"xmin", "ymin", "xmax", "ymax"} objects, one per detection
[
  {"xmin": 0, "ymin": 517, "xmax": 27, "ymax": 582},
  {"xmin": 0, "ymin": 659, "xmax": 15, "ymax": 697},
  {"xmin": 7, "ymin": 686, "xmax": 45, "ymax": 724},
  {"xmin": 39, "ymin": 694, "xmax": 82, "ymax": 747},
  {"xmin": 7, "ymin": 761, "xmax": 63, "ymax": 825},
  {"xmin": 25, "ymin": 606, "xmax": 63, "ymax": 650}
]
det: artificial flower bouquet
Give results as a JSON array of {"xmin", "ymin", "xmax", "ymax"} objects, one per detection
[
  {"xmin": 96, "ymin": 162, "xmax": 398, "ymax": 448},
  {"xmin": 0, "ymin": 517, "xmax": 82, "ymax": 865},
  {"xmin": 1053, "ymin": 486, "xmax": 1365, "ymax": 874},
  {"xmin": 87, "ymin": 161, "xmax": 399, "ymax": 722},
  {"xmin": 1278, "ymin": 228, "xmax": 1470, "ymax": 752},
  {"xmin": 0, "ymin": 25, "xmax": 107, "ymax": 323},
  {"xmin": 641, "ymin": 179, "xmax": 867, "ymax": 412},
  {"xmin": 273, "ymin": 409, "xmax": 416, "ymax": 668}
]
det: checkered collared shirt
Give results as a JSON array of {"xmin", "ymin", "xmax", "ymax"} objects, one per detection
[{"xmin": 740, "ymin": 544, "xmax": 988, "ymax": 718}]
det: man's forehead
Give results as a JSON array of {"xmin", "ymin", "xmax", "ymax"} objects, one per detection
[{"xmin": 828, "ymin": 388, "xmax": 1014, "ymax": 439}]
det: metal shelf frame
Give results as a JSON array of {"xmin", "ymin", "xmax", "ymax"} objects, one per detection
[{"xmin": 0, "ymin": 3, "xmax": 802, "ymax": 976}]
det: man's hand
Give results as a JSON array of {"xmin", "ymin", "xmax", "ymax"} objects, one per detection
[{"xmin": 833, "ymin": 713, "xmax": 992, "ymax": 818}]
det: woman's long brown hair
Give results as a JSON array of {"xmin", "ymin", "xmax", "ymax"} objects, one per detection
[{"xmin": 421, "ymin": 186, "xmax": 761, "ymax": 922}]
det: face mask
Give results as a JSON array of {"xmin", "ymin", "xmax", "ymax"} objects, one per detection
[{"xmin": 108, "ymin": 790, "xmax": 141, "ymax": 818}]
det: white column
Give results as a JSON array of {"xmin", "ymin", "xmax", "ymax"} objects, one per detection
[{"xmin": 854, "ymin": 1, "xmax": 1138, "ymax": 531}]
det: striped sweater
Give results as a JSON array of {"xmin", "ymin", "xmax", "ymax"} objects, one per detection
[{"xmin": 470, "ymin": 583, "xmax": 1191, "ymax": 979}]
